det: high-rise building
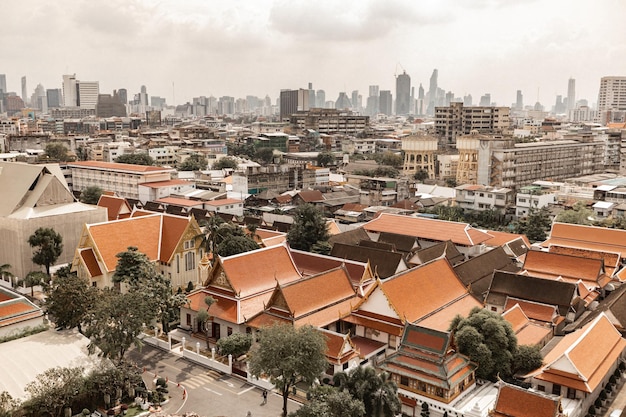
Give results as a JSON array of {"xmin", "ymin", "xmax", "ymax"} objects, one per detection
[
  {"xmin": 62, "ymin": 74, "xmax": 77, "ymax": 107},
  {"xmin": 218, "ymin": 96, "xmax": 235, "ymax": 115},
  {"xmin": 427, "ymin": 69, "xmax": 438, "ymax": 116},
  {"xmin": 118, "ymin": 88, "xmax": 128, "ymax": 104},
  {"xmin": 395, "ymin": 71, "xmax": 411, "ymax": 115},
  {"xmin": 46, "ymin": 89, "xmax": 62, "ymax": 108},
  {"xmin": 96, "ymin": 92, "xmax": 127, "ymax": 117},
  {"xmin": 280, "ymin": 89, "xmax": 310, "ymax": 120},
  {"xmin": 316, "ymin": 90, "xmax": 325, "ymax": 108},
  {"xmin": 515, "ymin": 90, "xmax": 523, "ymax": 110},
  {"xmin": 463, "ymin": 94, "xmax": 473, "ymax": 107},
  {"xmin": 479, "ymin": 94, "xmax": 491, "ymax": 107},
  {"xmin": 31, "ymin": 83, "xmax": 47, "ymax": 112},
  {"xmin": 351, "ymin": 90, "xmax": 361, "ymax": 113},
  {"xmin": 0, "ymin": 74, "xmax": 6, "ymax": 94},
  {"xmin": 366, "ymin": 85, "xmax": 379, "ymax": 116},
  {"xmin": 567, "ymin": 78, "xmax": 576, "ymax": 111},
  {"xmin": 308, "ymin": 83, "xmax": 315, "ymax": 109},
  {"xmin": 335, "ymin": 92, "xmax": 351, "ymax": 110},
  {"xmin": 77, "ymin": 81, "xmax": 99, "ymax": 109},
  {"xmin": 597, "ymin": 76, "xmax": 626, "ymax": 125},
  {"xmin": 379, "ymin": 90, "xmax": 393, "ymax": 116},
  {"xmin": 21, "ymin": 76, "xmax": 28, "ymax": 106}
]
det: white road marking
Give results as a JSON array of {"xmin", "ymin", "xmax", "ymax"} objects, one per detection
[{"xmin": 203, "ymin": 387, "xmax": 223, "ymax": 396}]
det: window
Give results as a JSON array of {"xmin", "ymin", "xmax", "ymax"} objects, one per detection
[
  {"xmin": 186, "ymin": 314, "xmax": 191, "ymax": 326},
  {"xmin": 537, "ymin": 385, "xmax": 545, "ymax": 392},
  {"xmin": 552, "ymin": 384, "xmax": 561, "ymax": 396},
  {"xmin": 184, "ymin": 239, "xmax": 194, "ymax": 250},
  {"xmin": 92, "ymin": 281, "xmax": 97, "ymax": 287},
  {"xmin": 185, "ymin": 252, "xmax": 195, "ymax": 271},
  {"xmin": 400, "ymin": 375, "xmax": 409, "ymax": 386},
  {"xmin": 176, "ymin": 255, "xmax": 180, "ymax": 274},
  {"xmin": 567, "ymin": 387, "xmax": 576, "ymax": 399},
  {"xmin": 227, "ymin": 327, "xmax": 233, "ymax": 336}
]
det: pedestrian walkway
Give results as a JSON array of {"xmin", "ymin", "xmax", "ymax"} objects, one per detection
[{"xmin": 181, "ymin": 370, "xmax": 222, "ymax": 390}]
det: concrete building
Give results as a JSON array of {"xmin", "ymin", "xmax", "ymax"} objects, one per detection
[
  {"xmin": 395, "ymin": 71, "xmax": 411, "ymax": 115},
  {"xmin": 62, "ymin": 74, "xmax": 77, "ymax": 107},
  {"xmin": 567, "ymin": 78, "xmax": 576, "ymax": 111},
  {"xmin": 280, "ymin": 89, "xmax": 310, "ymax": 121},
  {"xmin": 288, "ymin": 108, "xmax": 369, "ymax": 135},
  {"xmin": 96, "ymin": 92, "xmax": 126, "ymax": 117},
  {"xmin": 455, "ymin": 184, "xmax": 515, "ymax": 213},
  {"xmin": 515, "ymin": 185, "xmax": 557, "ymax": 217},
  {"xmin": 379, "ymin": 90, "xmax": 393, "ymax": 116},
  {"xmin": 455, "ymin": 131, "xmax": 605, "ymax": 189},
  {"xmin": 401, "ymin": 133, "xmax": 438, "ymax": 179},
  {"xmin": 597, "ymin": 76, "xmax": 626, "ymax": 125},
  {"xmin": 435, "ymin": 102, "xmax": 510, "ymax": 144},
  {"xmin": 77, "ymin": 81, "xmax": 99, "ymax": 109}
]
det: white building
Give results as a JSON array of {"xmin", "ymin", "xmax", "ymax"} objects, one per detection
[
  {"xmin": 455, "ymin": 184, "xmax": 515, "ymax": 213},
  {"xmin": 77, "ymin": 81, "xmax": 99, "ymax": 109},
  {"xmin": 515, "ymin": 187, "xmax": 557, "ymax": 217}
]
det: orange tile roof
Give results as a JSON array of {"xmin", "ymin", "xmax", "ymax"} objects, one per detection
[
  {"xmin": 515, "ymin": 323, "xmax": 552, "ymax": 347},
  {"xmin": 0, "ymin": 299, "xmax": 43, "ymax": 327},
  {"xmin": 484, "ymin": 230, "xmax": 531, "ymax": 248},
  {"xmin": 343, "ymin": 312, "xmax": 404, "ymax": 337},
  {"xmin": 504, "ymin": 298, "xmax": 558, "ymax": 324},
  {"xmin": 155, "ymin": 197, "xmax": 204, "ymax": 207},
  {"xmin": 289, "ymin": 249, "xmax": 370, "ymax": 285},
  {"xmin": 160, "ymin": 215, "xmax": 193, "ymax": 263},
  {"xmin": 381, "ymin": 258, "xmax": 471, "ymax": 324},
  {"xmin": 326, "ymin": 220, "xmax": 342, "ymax": 236},
  {"xmin": 79, "ymin": 248, "xmax": 103, "ymax": 277},
  {"xmin": 491, "ymin": 384, "xmax": 561, "ymax": 417},
  {"xmin": 415, "ymin": 295, "xmax": 482, "ymax": 332},
  {"xmin": 204, "ymin": 198, "xmax": 243, "ymax": 207},
  {"xmin": 529, "ymin": 313, "xmax": 626, "ymax": 392},
  {"xmin": 186, "ymin": 290, "xmax": 238, "ymax": 323},
  {"xmin": 502, "ymin": 304, "xmax": 529, "ymax": 333},
  {"xmin": 542, "ymin": 222, "xmax": 626, "ymax": 259},
  {"xmin": 219, "ymin": 245, "xmax": 301, "ymax": 298},
  {"xmin": 549, "ymin": 245, "xmax": 620, "ymax": 277},
  {"xmin": 97, "ymin": 195, "xmax": 131, "ymax": 221},
  {"xmin": 139, "ymin": 179, "xmax": 192, "ymax": 188},
  {"xmin": 522, "ymin": 250, "xmax": 603, "ymax": 284},
  {"xmin": 364, "ymin": 213, "xmax": 493, "ymax": 246},
  {"xmin": 69, "ymin": 160, "xmax": 171, "ymax": 173}
]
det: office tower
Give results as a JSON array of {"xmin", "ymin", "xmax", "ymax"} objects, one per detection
[
  {"xmin": 479, "ymin": 93, "xmax": 491, "ymax": 107},
  {"xmin": 351, "ymin": 90, "xmax": 360, "ymax": 112},
  {"xmin": 366, "ymin": 85, "xmax": 379, "ymax": 116},
  {"xmin": 516, "ymin": 90, "xmax": 523, "ymax": 110},
  {"xmin": 308, "ymin": 83, "xmax": 316, "ymax": 108},
  {"xmin": 427, "ymin": 69, "xmax": 438, "ymax": 116},
  {"xmin": 151, "ymin": 96, "xmax": 166, "ymax": 110},
  {"xmin": 62, "ymin": 74, "xmax": 77, "ymax": 107},
  {"xmin": 463, "ymin": 94, "xmax": 472, "ymax": 106},
  {"xmin": 416, "ymin": 84, "xmax": 425, "ymax": 116},
  {"xmin": 395, "ymin": 71, "xmax": 411, "ymax": 115},
  {"xmin": 280, "ymin": 88, "xmax": 310, "ymax": 120},
  {"xmin": 139, "ymin": 85, "xmax": 149, "ymax": 106},
  {"xmin": 379, "ymin": 90, "xmax": 393, "ymax": 115},
  {"xmin": 445, "ymin": 91, "xmax": 454, "ymax": 107},
  {"xmin": 554, "ymin": 95, "xmax": 565, "ymax": 114},
  {"xmin": 567, "ymin": 78, "xmax": 576, "ymax": 111},
  {"xmin": 31, "ymin": 83, "xmax": 47, "ymax": 112},
  {"xmin": 118, "ymin": 88, "xmax": 128, "ymax": 104},
  {"xmin": 77, "ymin": 81, "xmax": 99, "ymax": 109},
  {"xmin": 0, "ymin": 74, "xmax": 6, "ymax": 94},
  {"xmin": 218, "ymin": 96, "xmax": 235, "ymax": 115},
  {"xmin": 46, "ymin": 89, "xmax": 62, "ymax": 108},
  {"xmin": 335, "ymin": 92, "xmax": 351, "ymax": 110},
  {"xmin": 597, "ymin": 76, "xmax": 626, "ymax": 125},
  {"xmin": 21, "ymin": 76, "xmax": 27, "ymax": 105},
  {"xmin": 316, "ymin": 90, "xmax": 325, "ymax": 108},
  {"xmin": 435, "ymin": 102, "xmax": 509, "ymax": 144},
  {"xmin": 96, "ymin": 91, "xmax": 127, "ymax": 117}
]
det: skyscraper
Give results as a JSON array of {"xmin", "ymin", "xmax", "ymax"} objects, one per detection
[
  {"xmin": 427, "ymin": 69, "xmax": 438, "ymax": 116},
  {"xmin": 0, "ymin": 74, "xmax": 6, "ymax": 94},
  {"xmin": 335, "ymin": 92, "xmax": 351, "ymax": 110},
  {"xmin": 316, "ymin": 90, "xmax": 325, "ymax": 108},
  {"xmin": 597, "ymin": 76, "xmax": 626, "ymax": 125},
  {"xmin": 62, "ymin": 74, "xmax": 77, "ymax": 107},
  {"xmin": 479, "ymin": 93, "xmax": 491, "ymax": 107},
  {"xmin": 279, "ymin": 88, "xmax": 309, "ymax": 120},
  {"xmin": 21, "ymin": 76, "xmax": 27, "ymax": 105},
  {"xmin": 77, "ymin": 81, "xmax": 99, "ymax": 109},
  {"xmin": 366, "ymin": 85, "xmax": 379, "ymax": 116},
  {"xmin": 118, "ymin": 88, "xmax": 128, "ymax": 104},
  {"xmin": 351, "ymin": 90, "xmax": 360, "ymax": 113},
  {"xmin": 308, "ymin": 83, "xmax": 315, "ymax": 108},
  {"xmin": 379, "ymin": 90, "xmax": 393, "ymax": 116},
  {"xmin": 515, "ymin": 90, "xmax": 523, "ymax": 110},
  {"xmin": 395, "ymin": 71, "xmax": 411, "ymax": 115},
  {"xmin": 567, "ymin": 78, "xmax": 576, "ymax": 111},
  {"xmin": 46, "ymin": 89, "xmax": 62, "ymax": 108}
]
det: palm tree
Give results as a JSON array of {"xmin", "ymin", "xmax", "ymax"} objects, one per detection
[
  {"xmin": 369, "ymin": 371, "xmax": 401, "ymax": 417},
  {"xmin": 19, "ymin": 271, "xmax": 48, "ymax": 297},
  {"xmin": 333, "ymin": 367, "xmax": 401, "ymax": 417},
  {"xmin": 0, "ymin": 263, "xmax": 14, "ymax": 287}
]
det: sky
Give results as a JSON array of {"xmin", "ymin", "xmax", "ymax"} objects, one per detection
[{"xmin": 2, "ymin": 0, "xmax": 625, "ymax": 109}]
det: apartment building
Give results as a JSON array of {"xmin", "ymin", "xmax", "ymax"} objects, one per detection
[
  {"xmin": 515, "ymin": 186, "xmax": 557, "ymax": 217},
  {"xmin": 435, "ymin": 102, "xmax": 510, "ymax": 144},
  {"xmin": 597, "ymin": 76, "xmax": 626, "ymax": 125},
  {"xmin": 455, "ymin": 184, "xmax": 515, "ymax": 213},
  {"xmin": 288, "ymin": 108, "xmax": 369, "ymax": 135}
]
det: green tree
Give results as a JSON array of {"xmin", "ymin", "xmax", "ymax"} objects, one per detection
[
  {"xmin": 449, "ymin": 307, "xmax": 518, "ymax": 381},
  {"xmin": 112, "ymin": 246, "xmax": 153, "ymax": 285},
  {"xmin": 216, "ymin": 332, "xmax": 253, "ymax": 358},
  {"xmin": 43, "ymin": 142, "xmax": 71, "ymax": 162},
  {"xmin": 23, "ymin": 366, "xmax": 85, "ymax": 417},
  {"xmin": 217, "ymin": 235, "xmax": 260, "ymax": 257},
  {"xmin": 379, "ymin": 152, "xmax": 403, "ymax": 168},
  {"xmin": 83, "ymin": 288, "xmax": 155, "ymax": 363},
  {"xmin": 227, "ymin": 142, "xmax": 255, "ymax": 158},
  {"xmin": 333, "ymin": 367, "xmax": 401, "ymax": 417},
  {"xmin": 19, "ymin": 271, "xmax": 48, "ymax": 297},
  {"xmin": 196, "ymin": 296, "xmax": 216, "ymax": 349},
  {"xmin": 28, "ymin": 227, "xmax": 63, "ymax": 276},
  {"xmin": 287, "ymin": 204, "xmax": 330, "ymax": 252},
  {"xmin": 0, "ymin": 391, "xmax": 20, "ymax": 417},
  {"xmin": 514, "ymin": 207, "xmax": 552, "ymax": 243},
  {"xmin": 45, "ymin": 272, "xmax": 96, "ymax": 332},
  {"xmin": 84, "ymin": 362, "xmax": 143, "ymax": 409},
  {"xmin": 413, "ymin": 170, "xmax": 429, "ymax": 182},
  {"xmin": 115, "ymin": 153, "xmax": 155, "ymax": 166},
  {"xmin": 249, "ymin": 323, "xmax": 327, "ymax": 417},
  {"xmin": 254, "ymin": 147, "xmax": 276, "ymax": 164},
  {"xmin": 556, "ymin": 201, "xmax": 594, "ymax": 225},
  {"xmin": 213, "ymin": 156, "xmax": 238, "ymax": 170},
  {"xmin": 513, "ymin": 344, "xmax": 543, "ymax": 375},
  {"xmin": 290, "ymin": 385, "xmax": 365, "ymax": 417},
  {"xmin": 79, "ymin": 186, "xmax": 104, "ymax": 205},
  {"xmin": 0, "ymin": 264, "xmax": 14, "ymax": 287},
  {"xmin": 317, "ymin": 151, "xmax": 335, "ymax": 167},
  {"xmin": 179, "ymin": 153, "xmax": 208, "ymax": 171}
]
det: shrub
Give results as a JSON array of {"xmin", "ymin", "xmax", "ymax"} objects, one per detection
[
  {"xmin": 610, "ymin": 375, "xmax": 617, "ymax": 384},
  {"xmin": 594, "ymin": 398, "xmax": 603, "ymax": 408},
  {"xmin": 588, "ymin": 405, "xmax": 596, "ymax": 415},
  {"xmin": 186, "ymin": 281, "xmax": 194, "ymax": 292},
  {"xmin": 216, "ymin": 333, "xmax": 252, "ymax": 357},
  {"xmin": 82, "ymin": 409, "xmax": 91, "ymax": 416}
]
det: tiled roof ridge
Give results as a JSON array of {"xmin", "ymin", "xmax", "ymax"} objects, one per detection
[{"xmin": 87, "ymin": 211, "xmax": 162, "ymax": 228}]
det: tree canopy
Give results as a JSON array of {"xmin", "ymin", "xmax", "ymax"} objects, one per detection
[
  {"xmin": 514, "ymin": 207, "xmax": 552, "ymax": 242},
  {"xmin": 254, "ymin": 147, "xmax": 276, "ymax": 164},
  {"xmin": 287, "ymin": 204, "xmax": 330, "ymax": 252},
  {"xmin": 45, "ymin": 271, "xmax": 96, "ymax": 331},
  {"xmin": 43, "ymin": 142, "xmax": 71, "ymax": 162},
  {"xmin": 317, "ymin": 151, "xmax": 335, "ymax": 167},
  {"xmin": 79, "ymin": 186, "xmax": 104, "ymax": 205},
  {"xmin": 555, "ymin": 201, "xmax": 594, "ymax": 225},
  {"xmin": 28, "ymin": 227, "xmax": 63, "ymax": 276},
  {"xmin": 333, "ymin": 366, "xmax": 401, "ymax": 417},
  {"xmin": 249, "ymin": 323, "xmax": 327, "ymax": 417},
  {"xmin": 179, "ymin": 153, "xmax": 208, "ymax": 171},
  {"xmin": 449, "ymin": 307, "xmax": 520, "ymax": 381},
  {"xmin": 23, "ymin": 366, "xmax": 85, "ymax": 417},
  {"xmin": 213, "ymin": 156, "xmax": 238, "ymax": 170},
  {"xmin": 115, "ymin": 153, "xmax": 154, "ymax": 166},
  {"xmin": 290, "ymin": 385, "xmax": 365, "ymax": 417}
]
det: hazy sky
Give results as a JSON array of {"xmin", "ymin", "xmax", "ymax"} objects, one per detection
[{"xmin": 2, "ymin": 0, "xmax": 625, "ymax": 108}]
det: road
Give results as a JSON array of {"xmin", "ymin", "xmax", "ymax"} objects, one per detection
[{"xmin": 128, "ymin": 344, "xmax": 298, "ymax": 417}]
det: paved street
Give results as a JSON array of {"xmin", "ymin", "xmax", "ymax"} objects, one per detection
[{"xmin": 128, "ymin": 344, "xmax": 299, "ymax": 417}]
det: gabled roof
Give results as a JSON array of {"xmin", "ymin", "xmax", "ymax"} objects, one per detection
[
  {"xmin": 85, "ymin": 213, "xmax": 195, "ymax": 272},
  {"xmin": 503, "ymin": 298, "xmax": 559, "ymax": 324},
  {"xmin": 320, "ymin": 328, "xmax": 359, "ymax": 365},
  {"xmin": 78, "ymin": 248, "xmax": 103, "ymax": 277},
  {"xmin": 378, "ymin": 232, "xmax": 419, "ymax": 253},
  {"xmin": 527, "ymin": 313, "xmax": 626, "ymax": 393},
  {"xmin": 0, "ymin": 162, "xmax": 75, "ymax": 217},
  {"xmin": 378, "ymin": 258, "xmax": 481, "ymax": 328},
  {"xmin": 408, "ymin": 240, "xmax": 465, "ymax": 267},
  {"xmin": 486, "ymin": 271, "xmax": 578, "ymax": 315},
  {"xmin": 541, "ymin": 222, "xmax": 626, "ymax": 259},
  {"xmin": 296, "ymin": 190, "xmax": 324, "ymax": 203},
  {"xmin": 454, "ymin": 247, "xmax": 520, "ymax": 300},
  {"xmin": 97, "ymin": 194, "xmax": 132, "ymax": 221},
  {"xmin": 502, "ymin": 304, "xmax": 552, "ymax": 347},
  {"xmin": 328, "ymin": 227, "xmax": 371, "ymax": 247},
  {"xmin": 548, "ymin": 244, "xmax": 621, "ymax": 277},
  {"xmin": 490, "ymin": 383, "xmax": 562, "ymax": 417},
  {"xmin": 363, "ymin": 213, "xmax": 493, "ymax": 246},
  {"xmin": 289, "ymin": 249, "xmax": 373, "ymax": 285},
  {"xmin": 185, "ymin": 289, "xmax": 238, "ymax": 324},
  {"xmin": 0, "ymin": 287, "xmax": 43, "ymax": 329},
  {"xmin": 484, "ymin": 230, "xmax": 531, "ymax": 249},
  {"xmin": 214, "ymin": 244, "xmax": 302, "ymax": 298},
  {"xmin": 331, "ymin": 242, "xmax": 405, "ymax": 279},
  {"xmin": 522, "ymin": 250, "xmax": 608, "ymax": 287}
]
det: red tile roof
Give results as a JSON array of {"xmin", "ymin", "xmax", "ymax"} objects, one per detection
[
  {"xmin": 542, "ymin": 222, "xmax": 626, "ymax": 259},
  {"xmin": 79, "ymin": 248, "xmax": 103, "ymax": 277},
  {"xmin": 491, "ymin": 384, "xmax": 561, "ymax": 417},
  {"xmin": 484, "ymin": 230, "xmax": 531, "ymax": 248},
  {"xmin": 139, "ymin": 179, "xmax": 192, "ymax": 188},
  {"xmin": 97, "ymin": 194, "xmax": 132, "ymax": 221},
  {"xmin": 364, "ymin": 213, "xmax": 492, "ymax": 246},
  {"xmin": 69, "ymin": 160, "xmax": 171, "ymax": 173},
  {"xmin": 522, "ymin": 250, "xmax": 606, "ymax": 286}
]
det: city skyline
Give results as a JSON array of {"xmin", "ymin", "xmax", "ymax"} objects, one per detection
[{"xmin": 1, "ymin": 0, "xmax": 625, "ymax": 108}]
